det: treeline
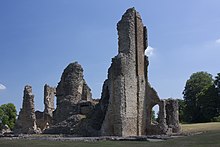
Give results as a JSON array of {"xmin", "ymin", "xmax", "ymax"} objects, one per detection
[{"xmin": 179, "ymin": 72, "xmax": 220, "ymax": 123}]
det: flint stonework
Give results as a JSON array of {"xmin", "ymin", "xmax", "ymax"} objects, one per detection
[
  {"xmin": 101, "ymin": 8, "xmax": 180, "ymax": 136},
  {"xmin": 14, "ymin": 85, "xmax": 39, "ymax": 134},
  {"xmin": 53, "ymin": 62, "xmax": 92, "ymax": 124},
  {"xmin": 15, "ymin": 8, "xmax": 180, "ymax": 136}
]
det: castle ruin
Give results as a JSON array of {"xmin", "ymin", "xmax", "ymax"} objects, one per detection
[
  {"xmin": 14, "ymin": 85, "xmax": 39, "ymax": 134},
  {"xmin": 14, "ymin": 8, "xmax": 180, "ymax": 136}
]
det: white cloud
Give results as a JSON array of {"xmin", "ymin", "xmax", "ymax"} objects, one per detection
[
  {"xmin": 216, "ymin": 38, "xmax": 220, "ymax": 44},
  {"xmin": 0, "ymin": 84, "xmax": 6, "ymax": 90},
  {"xmin": 145, "ymin": 46, "xmax": 154, "ymax": 56}
]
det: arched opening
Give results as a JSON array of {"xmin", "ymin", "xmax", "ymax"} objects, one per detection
[{"xmin": 151, "ymin": 104, "xmax": 159, "ymax": 125}]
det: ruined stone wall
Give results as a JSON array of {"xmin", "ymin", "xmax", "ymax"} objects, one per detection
[
  {"xmin": 44, "ymin": 84, "xmax": 56, "ymax": 117},
  {"xmin": 101, "ymin": 8, "xmax": 148, "ymax": 136},
  {"xmin": 135, "ymin": 13, "xmax": 148, "ymax": 135},
  {"xmin": 14, "ymin": 85, "xmax": 39, "ymax": 134},
  {"xmin": 53, "ymin": 62, "xmax": 92, "ymax": 124},
  {"xmin": 145, "ymin": 82, "xmax": 161, "ymax": 126},
  {"xmin": 165, "ymin": 99, "xmax": 181, "ymax": 133},
  {"xmin": 145, "ymin": 83, "xmax": 181, "ymax": 135},
  {"xmin": 15, "ymin": 8, "xmax": 180, "ymax": 136},
  {"xmin": 101, "ymin": 8, "xmax": 180, "ymax": 136},
  {"xmin": 35, "ymin": 111, "xmax": 45, "ymax": 131},
  {"xmin": 35, "ymin": 84, "xmax": 56, "ymax": 131},
  {"xmin": 82, "ymin": 82, "xmax": 92, "ymax": 101}
]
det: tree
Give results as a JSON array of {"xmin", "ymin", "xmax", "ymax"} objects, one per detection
[
  {"xmin": 214, "ymin": 73, "xmax": 220, "ymax": 114},
  {"xmin": 0, "ymin": 103, "xmax": 17, "ymax": 129},
  {"xmin": 199, "ymin": 84, "xmax": 219, "ymax": 121},
  {"xmin": 151, "ymin": 109, "xmax": 156, "ymax": 122},
  {"xmin": 183, "ymin": 72, "xmax": 215, "ymax": 123},
  {"xmin": 214, "ymin": 73, "xmax": 220, "ymax": 90},
  {"xmin": 177, "ymin": 99, "xmax": 186, "ymax": 123}
]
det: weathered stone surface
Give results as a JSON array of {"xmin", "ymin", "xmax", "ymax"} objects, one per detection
[
  {"xmin": 34, "ymin": 84, "xmax": 56, "ymax": 131},
  {"xmin": 15, "ymin": 8, "xmax": 180, "ymax": 136},
  {"xmin": 165, "ymin": 99, "xmax": 181, "ymax": 133},
  {"xmin": 44, "ymin": 84, "xmax": 55, "ymax": 118},
  {"xmin": 14, "ymin": 85, "xmax": 40, "ymax": 134},
  {"xmin": 145, "ymin": 83, "xmax": 181, "ymax": 135},
  {"xmin": 43, "ymin": 84, "xmax": 56, "ymax": 129},
  {"xmin": 53, "ymin": 62, "xmax": 92, "ymax": 124},
  {"xmin": 146, "ymin": 99, "xmax": 169, "ymax": 135},
  {"xmin": 101, "ymin": 7, "xmax": 148, "ymax": 136},
  {"xmin": 44, "ymin": 114, "xmax": 86, "ymax": 135},
  {"xmin": 100, "ymin": 8, "xmax": 180, "ymax": 136},
  {"xmin": 35, "ymin": 111, "xmax": 45, "ymax": 131},
  {"xmin": 44, "ymin": 62, "xmax": 99, "ymax": 136},
  {"xmin": 44, "ymin": 99, "xmax": 100, "ymax": 136},
  {"xmin": 78, "ymin": 101, "xmax": 95, "ymax": 115}
]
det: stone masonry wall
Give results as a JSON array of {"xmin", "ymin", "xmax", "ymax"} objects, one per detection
[
  {"xmin": 101, "ymin": 8, "xmax": 180, "ymax": 136},
  {"xmin": 101, "ymin": 8, "xmax": 148, "ymax": 136},
  {"xmin": 53, "ymin": 62, "xmax": 92, "ymax": 124},
  {"xmin": 15, "ymin": 8, "xmax": 180, "ymax": 136},
  {"xmin": 165, "ymin": 99, "xmax": 181, "ymax": 133},
  {"xmin": 44, "ymin": 84, "xmax": 56, "ymax": 118},
  {"xmin": 14, "ymin": 85, "xmax": 38, "ymax": 134}
]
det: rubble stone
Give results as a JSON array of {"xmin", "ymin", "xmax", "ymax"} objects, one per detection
[
  {"xmin": 44, "ymin": 62, "xmax": 96, "ymax": 135},
  {"xmin": 14, "ymin": 85, "xmax": 39, "ymax": 134},
  {"xmin": 53, "ymin": 62, "xmax": 92, "ymax": 124}
]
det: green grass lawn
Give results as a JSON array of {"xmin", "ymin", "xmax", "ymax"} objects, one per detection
[
  {"xmin": 0, "ymin": 122, "xmax": 220, "ymax": 147},
  {"xmin": 181, "ymin": 122, "xmax": 220, "ymax": 134}
]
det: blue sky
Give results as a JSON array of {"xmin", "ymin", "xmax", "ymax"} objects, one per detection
[{"xmin": 0, "ymin": 0, "xmax": 220, "ymax": 112}]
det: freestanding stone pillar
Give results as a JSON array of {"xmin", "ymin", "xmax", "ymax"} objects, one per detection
[
  {"xmin": 44, "ymin": 84, "xmax": 55, "ymax": 117},
  {"xmin": 14, "ymin": 85, "xmax": 38, "ymax": 134},
  {"xmin": 43, "ymin": 84, "xmax": 56, "ymax": 128},
  {"xmin": 165, "ymin": 99, "xmax": 181, "ymax": 133},
  {"xmin": 101, "ymin": 8, "xmax": 148, "ymax": 136}
]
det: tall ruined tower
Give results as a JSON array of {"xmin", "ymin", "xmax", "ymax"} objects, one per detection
[
  {"xmin": 14, "ymin": 85, "xmax": 38, "ymax": 134},
  {"xmin": 101, "ymin": 8, "xmax": 180, "ymax": 136},
  {"xmin": 44, "ymin": 84, "xmax": 56, "ymax": 118},
  {"xmin": 53, "ymin": 62, "xmax": 92, "ymax": 124},
  {"xmin": 101, "ymin": 8, "xmax": 148, "ymax": 136}
]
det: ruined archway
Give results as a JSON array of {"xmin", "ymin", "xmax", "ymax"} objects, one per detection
[{"xmin": 151, "ymin": 104, "xmax": 159, "ymax": 125}]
